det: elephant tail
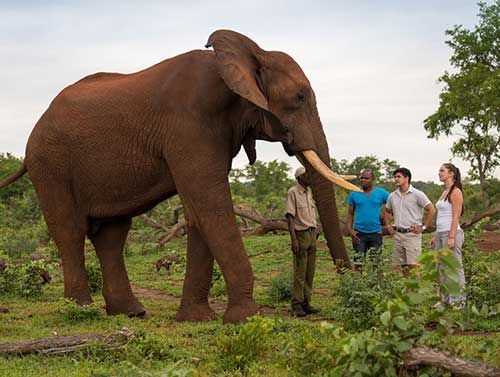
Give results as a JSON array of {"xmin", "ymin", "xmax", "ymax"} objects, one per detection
[{"xmin": 0, "ymin": 163, "xmax": 28, "ymax": 189}]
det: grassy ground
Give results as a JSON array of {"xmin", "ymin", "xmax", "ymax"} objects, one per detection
[{"xmin": 0, "ymin": 232, "xmax": 499, "ymax": 376}]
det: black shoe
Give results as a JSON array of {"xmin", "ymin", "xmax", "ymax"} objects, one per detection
[
  {"xmin": 303, "ymin": 304, "xmax": 321, "ymax": 315},
  {"xmin": 291, "ymin": 305, "xmax": 307, "ymax": 317}
]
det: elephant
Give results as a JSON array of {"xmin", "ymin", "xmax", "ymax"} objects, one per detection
[{"xmin": 0, "ymin": 30, "xmax": 360, "ymax": 323}]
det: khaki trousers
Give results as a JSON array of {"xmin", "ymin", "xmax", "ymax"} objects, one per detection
[{"xmin": 292, "ymin": 228, "xmax": 317, "ymax": 307}]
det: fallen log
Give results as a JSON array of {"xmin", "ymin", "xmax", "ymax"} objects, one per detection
[
  {"xmin": 0, "ymin": 328, "xmax": 134, "ymax": 356},
  {"xmin": 158, "ymin": 219, "xmax": 187, "ymax": 246},
  {"xmin": 403, "ymin": 346, "xmax": 500, "ymax": 377},
  {"xmin": 461, "ymin": 204, "xmax": 500, "ymax": 229}
]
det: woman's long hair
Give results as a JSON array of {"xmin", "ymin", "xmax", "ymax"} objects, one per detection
[{"xmin": 443, "ymin": 163, "xmax": 463, "ymax": 215}]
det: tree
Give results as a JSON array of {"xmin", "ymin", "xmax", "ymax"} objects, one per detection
[
  {"xmin": 330, "ymin": 155, "xmax": 400, "ymax": 186},
  {"xmin": 229, "ymin": 160, "xmax": 294, "ymax": 217},
  {"xmin": 423, "ymin": 1, "xmax": 500, "ymax": 209}
]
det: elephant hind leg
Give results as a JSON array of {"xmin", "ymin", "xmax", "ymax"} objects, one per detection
[
  {"xmin": 176, "ymin": 226, "xmax": 217, "ymax": 322},
  {"xmin": 35, "ymin": 186, "xmax": 91, "ymax": 305},
  {"xmin": 88, "ymin": 217, "xmax": 145, "ymax": 317}
]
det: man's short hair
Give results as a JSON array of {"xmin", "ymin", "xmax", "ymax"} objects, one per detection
[
  {"xmin": 359, "ymin": 168, "xmax": 374, "ymax": 179},
  {"xmin": 393, "ymin": 167, "xmax": 412, "ymax": 183}
]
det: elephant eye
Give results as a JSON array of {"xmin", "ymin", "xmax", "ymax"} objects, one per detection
[{"xmin": 297, "ymin": 92, "xmax": 305, "ymax": 103}]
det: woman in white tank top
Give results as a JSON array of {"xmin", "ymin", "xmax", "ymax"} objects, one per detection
[{"xmin": 430, "ymin": 163, "xmax": 465, "ymax": 308}]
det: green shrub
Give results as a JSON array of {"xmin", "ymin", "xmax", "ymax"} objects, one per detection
[
  {"xmin": 267, "ymin": 271, "xmax": 292, "ymax": 303},
  {"xmin": 0, "ymin": 259, "xmax": 53, "ymax": 298},
  {"xmin": 333, "ymin": 258, "xmax": 399, "ymax": 331},
  {"xmin": 86, "ymin": 263, "xmax": 103, "ymax": 293},
  {"xmin": 210, "ymin": 265, "xmax": 226, "ymax": 298},
  {"xmin": 217, "ymin": 316, "xmax": 276, "ymax": 370},
  {"xmin": 0, "ymin": 228, "xmax": 38, "ymax": 259},
  {"xmin": 60, "ymin": 299, "xmax": 102, "ymax": 321}
]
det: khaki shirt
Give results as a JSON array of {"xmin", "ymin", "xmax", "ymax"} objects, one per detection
[{"xmin": 285, "ymin": 184, "xmax": 317, "ymax": 231}]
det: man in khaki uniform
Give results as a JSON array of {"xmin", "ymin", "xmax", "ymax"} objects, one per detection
[{"xmin": 285, "ymin": 166, "xmax": 321, "ymax": 317}]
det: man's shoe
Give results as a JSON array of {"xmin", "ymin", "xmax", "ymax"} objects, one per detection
[
  {"xmin": 303, "ymin": 304, "xmax": 321, "ymax": 315},
  {"xmin": 291, "ymin": 305, "xmax": 307, "ymax": 317}
]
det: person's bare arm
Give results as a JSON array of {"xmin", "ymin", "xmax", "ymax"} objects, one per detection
[
  {"xmin": 423, "ymin": 203, "xmax": 436, "ymax": 229},
  {"xmin": 346, "ymin": 205, "xmax": 360, "ymax": 244},
  {"xmin": 448, "ymin": 189, "xmax": 463, "ymax": 248},
  {"xmin": 384, "ymin": 207, "xmax": 395, "ymax": 234}
]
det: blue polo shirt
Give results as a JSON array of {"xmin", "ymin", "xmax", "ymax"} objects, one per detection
[{"xmin": 347, "ymin": 187, "xmax": 389, "ymax": 233}]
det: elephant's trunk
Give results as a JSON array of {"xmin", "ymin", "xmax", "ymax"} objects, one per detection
[{"xmin": 304, "ymin": 118, "xmax": 352, "ymax": 270}]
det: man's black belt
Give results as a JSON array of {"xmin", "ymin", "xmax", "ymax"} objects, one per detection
[{"xmin": 395, "ymin": 227, "xmax": 411, "ymax": 233}]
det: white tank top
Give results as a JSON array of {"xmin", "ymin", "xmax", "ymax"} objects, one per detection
[{"xmin": 436, "ymin": 199, "xmax": 460, "ymax": 232}]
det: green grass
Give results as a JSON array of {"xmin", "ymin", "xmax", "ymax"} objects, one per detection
[{"xmin": 0, "ymin": 233, "xmax": 499, "ymax": 376}]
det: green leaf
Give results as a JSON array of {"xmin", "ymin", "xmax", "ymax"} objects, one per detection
[
  {"xmin": 380, "ymin": 311, "xmax": 391, "ymax": 326},
  {"xmin": 393, "ymin": 317, "xmax": 409, "ymax": 331},
  {"xmin": 440, "ymin": 254, "xmax": 462, "ymax": 269},
  {"xmin": 396, "ymin": 341, "xmax": 412, "ymax": 353},
  {"xmin": 442, "ymin": 279, "xmax": 461, "ymax": 295},
  {"xmin": 408, "ymin": 292, "xmax": 425, "ymax": 305}
]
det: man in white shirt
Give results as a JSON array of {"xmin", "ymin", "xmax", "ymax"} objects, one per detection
[{"xmin": 384, "ymin": 167, "xmax": 436, "ymax": 276}]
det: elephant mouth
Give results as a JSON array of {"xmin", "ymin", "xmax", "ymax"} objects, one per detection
[
  {"xmin": 298, "ymin": 150, "xmax": 360, "ymax": 192},
  {"xmin": 282, "ymin": 142, "xmax": 295, "ymax": 157}
]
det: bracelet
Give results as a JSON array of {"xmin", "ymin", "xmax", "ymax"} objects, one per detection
[{"xmin": 448, "ymin": 237, "xmax": 455, "ymax": 239}]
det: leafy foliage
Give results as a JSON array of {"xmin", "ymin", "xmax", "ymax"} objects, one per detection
[
  {"xmin": 267, "ymin": 271, "xmax": 292, "ymax": 303},
  {"xmin": 230, "ymin": 160, "xmax": 294, "ymax": 218},
  {"xmin": 423, "ymin": 1, "xmax": 500, "ymax": 209},
  {"xmin": 332, "ymin": 256, "xmax": 400, "ymax": 331},
  {"xmin": 0, "ymin": 259, "xmax": 54, "ymax": 298},
  {"xmin": 60, "ymin": 299, "xmax": 102, "ymax": 322},
  {"xmin": 86, "ymin": 263, "xmax": 103, "ymax": 294},
  {"xmin": 217, "ymin": 316, "xmax": 276, "ymax": 371}
]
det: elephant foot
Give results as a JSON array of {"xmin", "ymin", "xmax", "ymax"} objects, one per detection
[
  {"xmin": 65, "ymin": 291, "xmax": 93, "ymax": 306},
  {"xmin": 176, "ymin": 302, "xmax": 218, "ymax": 322},
  {"xmin": 223, "ymin": 300, "xmax": 258, "ymax": 324},
  {"xmin": 105, "ymin": 298, "xmax": 146, "ymax": 318}
]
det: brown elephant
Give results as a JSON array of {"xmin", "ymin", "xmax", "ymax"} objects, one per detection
[{"xmin": 0, "ymin": 30, "xmax": 359, "ymax": 323}]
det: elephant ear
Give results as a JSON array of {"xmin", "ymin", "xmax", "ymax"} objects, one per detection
[{"xmin": 206, "ymin": 30, "xmax": 269, "ymax": 111}]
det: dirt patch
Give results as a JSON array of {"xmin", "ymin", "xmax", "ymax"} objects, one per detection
[
  {"xmin": 132, "ymin": 286, "xmax": 179, "ymax": 302},
  {"xmin": 477, "ymin": 231, "xmax": 500, "ymax": 253},
  {"xmin": 132, "ymin": 285, "xmax": 292, "ymax": 317}
]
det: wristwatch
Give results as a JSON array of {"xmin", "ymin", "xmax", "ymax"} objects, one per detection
[{"xmin": 422, "ymin": 225, "xmax": 427, "ymax": 231}]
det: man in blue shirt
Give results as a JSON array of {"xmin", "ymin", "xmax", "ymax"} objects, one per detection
[{"xmin": 346, "ymin": 169, "xmax": 389, "ymax": 267}]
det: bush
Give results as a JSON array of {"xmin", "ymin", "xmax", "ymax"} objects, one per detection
[
  {"xmin": 210, "ymin": 265, "xmax": 226, "ymax": 298},
  {"xmin": 333, "ymin": 258, "xmax": 399, "ymax": 331},
  {"xmin": 217, "ymin": 316, "xmax": 275, "ymax": 370},
  {"xmin": 267, "ymin": 271, "xmax": 292, "ymax": 303},
  {"xmin": 0, "ymin": 259, "xmax": 53, "ymax": 298},
  {"xmin": 60, "ymin": 299, "xmax": 102, "ymax": 322},
  {"xmin": 86, "ymin": 263, "xmax": 103, "ymax": 293},
  {"xmin": 125, "ymin": 332, "xmax": 177, "ymax": 363},
  {"xmin": 0, "ymin": 228, "xmax": 38, "ymax": 259}
]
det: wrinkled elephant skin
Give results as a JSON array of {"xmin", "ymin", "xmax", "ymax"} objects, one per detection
[{"xmin": 0, "ymin": 30, "xmax": 351, "ymax": 323}]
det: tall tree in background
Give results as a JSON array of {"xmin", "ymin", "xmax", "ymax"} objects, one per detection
[
  {"xmin": 424, "ymin": 1, "xmax": 500, "ymax": 209},
  {"xmin": 331, "ymin": 155, "xmax": 399, "ymax": 185}
]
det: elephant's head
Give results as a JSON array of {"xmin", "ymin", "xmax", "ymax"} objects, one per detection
[{"xmin": 207, "ymin": 30, "xmax": 359, "ymax": 268}]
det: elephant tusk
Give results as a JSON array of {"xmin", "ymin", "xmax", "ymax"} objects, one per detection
[{"xmin": 301, "ymin": 150, "xmax": 362, "ymax": 192}]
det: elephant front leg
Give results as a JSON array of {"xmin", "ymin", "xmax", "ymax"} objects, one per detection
[
  {"xmin": 177, "ymin": 181, "xmax": 258, "ymax": 324},
  {"xmin": 88, "ymin": 218, "xmax": 145, "ymax": 317},
  {"xmin": 176, "ymin": 226, "xmax": 217, "ymax": 321}
]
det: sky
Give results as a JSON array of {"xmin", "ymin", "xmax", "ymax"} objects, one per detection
[{"xmin": 0, "ymin": 0, "xmax": 493, "ymax": 183}]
